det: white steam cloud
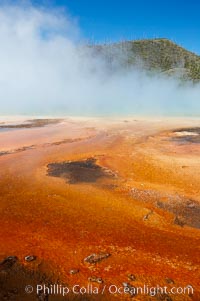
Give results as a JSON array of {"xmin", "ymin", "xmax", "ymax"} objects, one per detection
[{"xmin": 0, "ymin": 4, "xmax": 199, "ymax": 116}]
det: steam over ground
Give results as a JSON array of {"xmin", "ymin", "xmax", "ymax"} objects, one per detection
[{"xmin": 0, "ymin": 4, "xmax": 199, "ymax": 116}]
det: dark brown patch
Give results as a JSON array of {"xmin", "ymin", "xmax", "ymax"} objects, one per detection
[
  {"xmin": 47, "ymin": 158, "xmax": 115, "ymax": 184},
  {"xmin": 130, "ymin": 188, "xmax": 200, "ymax": 229},
  {"xmin": 171, "ymin": 127, "xmax": 200, "ymax": 143},
  {"xmin": 0, "ymin": 137, "xmax": 92, "ymax": 157},
  {"xmin": 84, "ymin": 253, "xmax": 111, "ymax": 264},
  {"xmin": 157, "ymin": 199, "xmax": 200, "ymax": 229},
  {"xmin": 0, "ymin": 119, "xmax": 62, "ymax": 131}
]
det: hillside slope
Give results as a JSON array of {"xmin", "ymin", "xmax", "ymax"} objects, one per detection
[{"xmin": 94, "ymin": 38, "xmax": 200, "ymax": 81}]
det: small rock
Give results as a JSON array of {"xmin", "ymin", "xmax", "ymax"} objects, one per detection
[
  {"xmin": 165, "ymin": 278, "xmax": 174, "ymax": 284},
  {"xmin": 69, "ymin": 269, "xmax": 79, "ymax": 275},
  {"xmin": 187, "ymin": 202, "xmax": 195, "ymax": 208},
  {"xmin": 0, "ymin": 256, "xmax": 18, "ymax": 270},
  {"xmin": 143, "ymin": 210, "xmax": 153, "ymax": 221},
  {"xmin": 25, "ymin": 255, "xmax": 37, "ymax": 262},
  {"xmin": 84, "ymin": 253, "xmax": 111, "ymax": 264},
  {"xmin": 10, "ymin": 288, "xmax": 18, "ymax": 295},
  {"xmin": 88, "ymin": 276, "xmax": 103, "ymax": 284},
  {"xmin": 127, "ymin": 274, "xmax": 136, "ymax": 281}
]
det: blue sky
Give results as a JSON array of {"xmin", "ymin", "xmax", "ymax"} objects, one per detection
[{"xmin": 7, "ymin": 0, "xmax": 200, "ymax": 54}]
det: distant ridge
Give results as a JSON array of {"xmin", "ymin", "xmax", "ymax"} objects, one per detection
[{"xmin": 93, "ymin": 38, "xmax": 200, "ymax": 81}]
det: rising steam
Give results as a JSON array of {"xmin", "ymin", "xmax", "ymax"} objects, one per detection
[{"xmin": 0, "ymin": 3, "xmax": 199, "ymax": 116}]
